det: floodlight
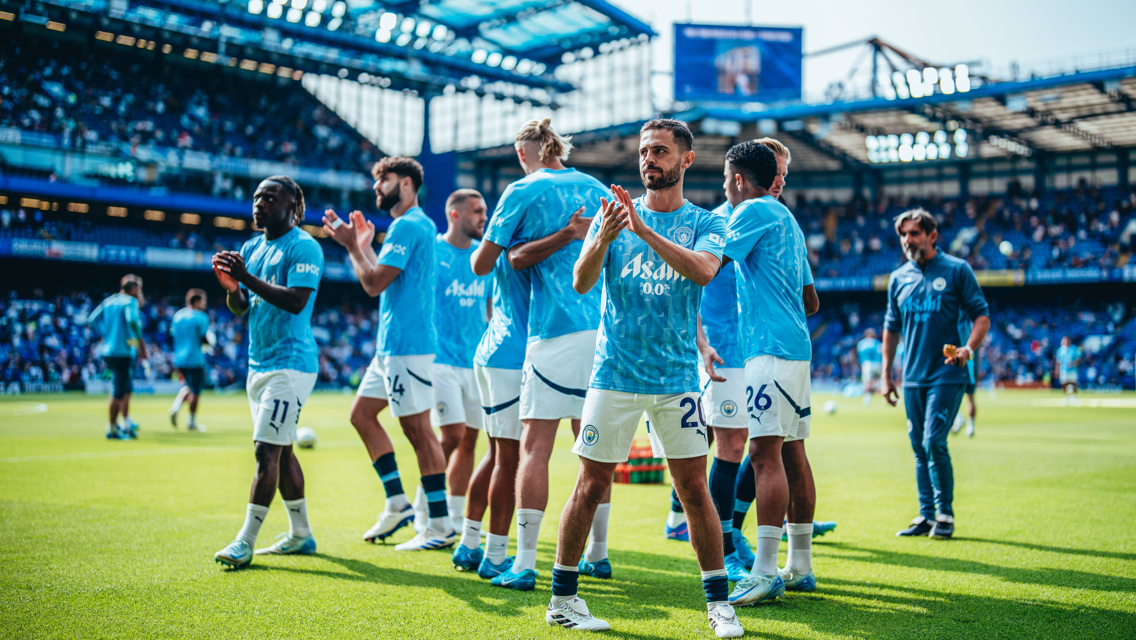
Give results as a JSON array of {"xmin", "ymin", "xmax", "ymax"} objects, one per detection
[
  {"xmin": 305, "ymin": 11, "xmax": 320, "ymax": 26},
  {"xmin": 915, "ymin": 131, "xmax": 930, "ymax": 145},
  {"xmin": 886, "ymin": 134, "xmax": 899, "ymax": 148},
  {"xmin": 898, "ymin": 145, "xmax": 913, "ymax": 162},
  {"xmin": 400, "ymin": 17, "xmax": 415, "ymax": 32},
  {"xmin": 922, "ymin": 67, "xmax": 938, "ymax": 95},
  {"xmin": 432, "ymin": 24, "xmax": 447, "ymax": 40},
  {"xmin": 312, "ymin": 0, "xmax": 328, "ymax": 12},
  {"xmin": 532, "ymin": 63, "xmax": 546, "ymax": 75},
  {"xmin": 906, "ymin": 69, "xmax": 924, "ymax": 98},
  {"xmin": 888, "ymin": 148, "xmax": 899, "ymax": 162},
  {"xmin": 248, "ymin": 0, "xmax": 264, "ymax": 14},
  {"xmin": 899, "ymin": 133, "xmax": 914, "ymax": 146},
  {"xmin": 939, "ymin": 68, "xmax": 955, "ymax": 94},
  {"xmin": 501, "ymin": 56, "xmax": 517, "ymax": 71},
  {"xmin": 379, "ymin": 12, "xmax": 397, "ymax": 30},
  {"xmin": 327, "ymin": 17, "xmax": 341, "ymax": 30},
  {"xmin": 955, "ymin": 142, "xmax": 969, "ymax": 157},
  {"xmin": 291, "ymin": 0, "xmax": 307, "ymax": 9},
  {"xmin": 331, "ymin": 1, "xmax": 346, "ymax": 17},
  {"xmin": 487, "ymin": 52, "xmax": 503, "ymax": 67},
  {"xmin": 913, "ymin": 144, "xmax": 927, "ymax": 161},
  {"xmin": 933, "ymin": 130, "xmax": 946, "ymax": 144},
  {"xmin": 926, "ymin": 143, "xmax": 939, "ymax": 160},
  {"xmin": 377, "ymin": 29, "xmax": 390, "ymax": 42},
  {"xmin": 267, "ymin": 2, "xmax": 283, "ymax": 18},
  {"xmin": 416, "ymin": 21, "xmax": 431, "ymax": 37},
  {"xmin": 892, "ymin": 72, "xmax": 910, "ymax": 99},
  {"xmin": 938, "ymin": 142, "xmax": 951, "ymax": 157},
  {"xmin": 516, "ymin": 59, "xmax": 533, "ymax": 74},
  {"xmin": 865, "ymin": 136, "xmax": 879, "ymax": 150},
  {"xmin": 954, "ymin": 129, "xmax": 967, "ymax": 143},
  {"xmin": 867, "ymin": 150, "xmax": 880, "ymax": 163},
  {"xmin": 955, "ymin": 65, "xmax": 970, "ymax": 92},
  {"xmin": 472, "ymin": 49, "xmax": 488, "ymax": 64},
  {"xmin": 395, "ymin": 32, "xmax": 411, "ymax": 46},
  {"xmin": 286, "ymin": 7, "xmax": 302, "ymax": 22}
]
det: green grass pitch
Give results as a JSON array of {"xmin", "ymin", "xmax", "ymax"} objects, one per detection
[{"xmin": 2, "ymin": 389, "xmax": 1134, "ymax": 639}]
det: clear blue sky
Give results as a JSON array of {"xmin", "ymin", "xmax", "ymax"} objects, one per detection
[{"xmin": 616, "ymin": 0, "xmax": 1136, "ymax": 101}]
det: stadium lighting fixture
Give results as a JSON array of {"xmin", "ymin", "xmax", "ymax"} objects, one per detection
[
  {"xmin": 379, "ymin": 12, "xmax": 397, "ymax": 30},
  {"xmin": 532, "ymin": 63, "xmax": 546, "ymax": 75},
  {"xmin": 287, "ymin": 7, "xmax": 302, "ymax": 22},
  {"xmin": 561, "ymin": 52, "xmax": 576, "ymax": 64},
  {"xmin": 955, "ymin": 142, "xmax": 969, "ymax": 157},
  {"xmin": 580, "ymin": 47, "xmax": 594, "ymax": 60},
  {"xmin": 866, "ymin": 129, "xmax": 970, "ymax": 164},
  {"xmin": 486, "ymin": 52, "xmax": 503, "ymax": 67},
  {"xmin": 267, "ymin": 2, "xmax": 283, "ymax": 18},
  {"xmin": 327, "ymin": 17, "xmax": 341, "ymax": 30},
  {"xmin": 912, "ymin": 143, "xmax": 927, "ymax": 161},
  {"xmin": 501, "ymin": 56, "xmax": 517, "ymax": 71},
  {"xmin": 471, "ymin": 49, "xmax": 488, "ymax": 64},
  {"xmin": 395, "ymin": 33, "xmax": 412, "ymax": 46},
  {"xmin": 891, "ymin": 72, "xmax": 910, "ymax": 99},
  {"xmin": 905, "ymin": 69, "xmax": 924, "ymax": 99},
  {"xmin": 925, "ymin": 143, "xmax": 939, "ymax": 160},
  {"xmin": 375, "ymin": 29, "xmax": 391, "ymax": 42},
  {"xmin": 432, "ymin": 24, "xmax": 447, "ymax": 40},
  {"xmin": 331, "ymin": 1, "xmax": 346, "ymax": 18},
  {"xmin": 248, "ymin": 0, "xmax": 264, "ymax": 14},
  {"xmin": 939, "ymin": 68, "xmax": 955, "ymax": 94},
  {"xmin": 922, "ymin": 67, "xmax": 938, "ymax": 95},
  {"xmin": 401, "ymin": 17, "xmax": 415, "ymax": 32},
  {"xmin": 291, "ymin": 0, "xmax": 307, "ymax": 9},
  {"xmin": 304, "ymin": 11, "xmax": 320, "ymax": 26},
  {"xmin": 955, "ymin": 64, "xmax": 971, "ymax": 92},
  {"xmin": 311, "ymin": 0, "xmax": 328, "ymax": 12},
  {"xmin": 415, "ymin": 21, "xmax": 431, "ymax": 37},
  {"xmin": 516, "ymin": 59, "xmax": 533, "ymax": 74}
]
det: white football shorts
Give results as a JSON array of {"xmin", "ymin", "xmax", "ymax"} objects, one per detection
[
  {"xmin": 357, "ymin": 354, "xmax": 435, "ymax": 418},
  {"xmin": 698, "ymin": 366, "xmax": 747, "ymax": 429},
  {"xmin": 246, "ymin": 369, "xmax": 317, "ymax": 446},
  {"xmin": 520, "ymin": 329, "xmax": 597, "ymax": 421},
  {"xmin": 745, "ymin": 355, "xmax": 812, "ymax": 442},
  {"xmin": 475, "ymin": 364, "xmax": 523, "ymax": 441},
  {"xmin": 430, "ymin": 363, "xmax": 483, "ymax": 429},
  {"xmin": 573, "ymin": 388, "xmax": 710, "ymax": 463}
]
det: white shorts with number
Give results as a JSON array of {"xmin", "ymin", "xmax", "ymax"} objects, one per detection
[
  {"xmin": 357, "ymin": 354, "xmax": 435, "ymax": 417},
  {"xmin": 475, "ymin": 364, "xmax": 523, "ymax": 441},
  {"xmin": 573, "ymin": 388, "xmax": 710, "ymax": 463},
  {"xmin": 246, "ymin": 369, "xmax": 317, "ymax": 446},
  {"xmin": 430, "ymin": 364, "xmax": 482, "ymax": 429},
  {"xmin": 698, "ymin": 367, "xmax": 747, "ymax": 429},
  {"xmin": 520, "ymin": 329, "xmax": 597, "ymax": 421},
  {"xmin": 861, "ymin": 361, "xmax": 882, "ymax": 385},
  {"xmin": 745, "ymin": 355, "xmax": 812, "ymax": 442},
  {"xmin": 1059, "ymin": 371, "xmax": 1079, "ymax": 385}
]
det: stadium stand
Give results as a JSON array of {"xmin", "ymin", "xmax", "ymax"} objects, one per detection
[{"xmin": 0, "ymin": 32, "xmax": 380, "ymax": 181}]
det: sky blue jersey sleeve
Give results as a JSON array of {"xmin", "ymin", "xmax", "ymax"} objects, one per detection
[
  {"xmin": 286, "ymin": 237, "xmax": 324, "ymax": 289},
  {"xmin": 377, "ymin": 217, "xmax": 417, "ymax": 270},
  {"xmin": 692, "ymin": 211, "xmax": 727, "ymax": 260},
  {"xmin": 723, "ymin": 203, "xmax": 763, "ymax": 264},
  {"xmin": 125, "ymin": 298, "xmax": 143, "ymax": 341},
  {"xmin": 87, "ymin": 301, "xmax": 104, "ymax": 332},
  {"xmin": 956, "ymin": 261, "xmax": 989, "ymax": 322},
  {"xmin": 884, "ymin": 275, "xmax": 901, "ymax": 333},
  {"xmin": 483, "ymin": 184, "xmax": 526, "ymax": 249},
  {"xmin": 802, "ymin": 255, "xmax": 815, "ymax": 287}
]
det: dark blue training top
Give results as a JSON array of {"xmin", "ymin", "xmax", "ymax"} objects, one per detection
[{"xmin": 884, "ymin": 251, "xmax": 989, "ymax": 388}]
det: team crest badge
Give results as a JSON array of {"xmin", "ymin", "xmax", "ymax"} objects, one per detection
[
  {"xmin": 671, "ymin": 226, "xmax": 695, "ymax": 247},
  {"xmin": 436, "ymin": 402, "xmax": 448, "ymax": 415},
  {"xmin": 582, "ymin": 425, "xmax": 600, "ymax": 446},
  {"xmin": 932, "ymin": 277, "xmax": 947, "ymax": 291},
  {"xmin": 721, "ymin": 400, "xmax": 738, "ymax": 418}
]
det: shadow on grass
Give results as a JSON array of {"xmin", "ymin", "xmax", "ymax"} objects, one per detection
[
  {"xmin": 964, "ymin": 537, "xmax": 1136, "ymax": 562},
  {"xmin": 736, "ymin": 577, "xmax": 1136, "ymax": 640},
  {"xmin": 264, "ymin": 553, "xmax": 678, "ymax": 640},
  {"xmin": 824, "ymin": 542, "xmax": 1136, "ymax": 593}
]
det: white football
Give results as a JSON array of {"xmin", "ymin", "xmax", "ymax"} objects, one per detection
[
  {"xmin": 823, "ymin": 401, "xmax": 838, "ymax": 415},
  {"xmin": 296, "ymin": 427, "xmax": 318, "ymax": 449}
]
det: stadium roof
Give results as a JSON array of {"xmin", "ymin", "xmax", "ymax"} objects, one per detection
[
  {"xmin": 19, "ymin": 0, "xmax": 654, "ymax": 101},
  {"xmin": 466, "ymin": 63, "xmax": 1136, "ymax": 174}
]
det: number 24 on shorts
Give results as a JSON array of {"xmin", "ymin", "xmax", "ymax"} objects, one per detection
[{"xmin": 746, "ymin": 385, "xmax": 773, "ymax": 414}]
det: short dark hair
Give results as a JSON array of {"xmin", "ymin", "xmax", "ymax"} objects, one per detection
[
  {"xmin": 120, "ymin": 274, "xmax": 142, "ymax": 293},
  {"xmin": 186, "ymin": 288, "xmax": 206, "ymax": 306},
  {"xmin": 725, "ymin": 141, "xmax": 777, "ymax": 190},
  {"xmin": 372, "ymin": 157, "xmax": 424, "ymax": 193},
  {"xmin": 640, "ymin": 119, "xmax": 693, "ymax": 152},
  {"xmin": 445, "ymin": 189, "xmax": 483, "ymax": 213}
]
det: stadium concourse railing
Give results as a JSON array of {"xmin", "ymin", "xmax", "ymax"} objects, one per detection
[{"xmin": 3, "ymin": 233, "xmax": 1136, "ymax": 291}]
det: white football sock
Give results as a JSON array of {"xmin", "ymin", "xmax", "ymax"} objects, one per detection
[
  {"xmin": 754, "ymin": 525, "xmax": 782, "ymax": 576},
  {"xmin": 515, "ymin": 509, "xmax": 543, "ymax": 572},
  {"xmin": 283, "ymin": 498, "xmax": 311, "ymax": 538},
  {"xmin": 584, "ymin": 503, "xmax": 610, "ymax": 562},
  {"xmin": 447, "ymin": 495, "xmax": 466, "ymax": 529},
  {"xmin": 486, "ymin": 533, "xmax": 509, "ymax": 564},
  {"xmin": 460, "ymin": 519, "xmax": 481, "ymax": 550},
  {"xmin": 238, "ymin": 503, "xmax": 270, "ymax": 546},
  {"xmin": 413, "ymin": 485, "xmax": 428, "ymax": 532},
  {"xmin": 666, "ymin": 510, "xmax": 687, "ymax": 529},
  {"xmin": 385, "ymin": 492, "xmax": 411, "ymax": 513},
  {"xmin": 429, "ymin": 514, "xmax": 454, "ymax": 535},
  {"xmin": 170, "ymin": 396, "xmax": 183, "ymax": 413},
  {"xmin": 785, "ymin": 523, "xmax": 812, "ymax": 575},
  {"xmin": 188, "ymin": 412, "xmax": 197, "ymax": 427}
]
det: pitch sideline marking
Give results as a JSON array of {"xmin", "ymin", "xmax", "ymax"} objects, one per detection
[{"xmin": 0, "ymin": 402, "xmax": 49, "ymax": 416}]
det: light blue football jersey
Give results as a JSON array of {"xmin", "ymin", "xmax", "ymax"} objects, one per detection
[
  {"xmin": 1056, "ymin": 345, "xmax": 1082, "ymax": 377},
  {"xmin": 88, "ymin": 293, "xmax": 143, "ymax": 358},
  {"xmin": 724, "ymin": 196, "xmax": 814, "ymax": 363},
  {"xmin": 239, "ymin": 226, "xmax": 323, "ymax": 373},
  {"xmin": 434, "ymin": 236, "xmax": 491, "ymax": 368},
  {"xmin": 171, "ymin": 307, "xmax": 210, "ymax": 368},
  {"xmin": 699, "ymin": 202, "xmax": 742, "ymax": 369},
  {"xmin": 857, "ymin": 337, "xmax": 882, "ymax": 364},
  {"xmin": 376, "ymin": 207, "xmax": 437, "ymax": 357},
  {"xmin": 482, "ymin": 168, "xmax": 607, "ymax": 341},
  {"xmin": 589, "ymin": 197, "xmax": 726, "ymax": 394},
  {"xmin": 473, "ymin": 251, "xmax": 531, "ymax": 370}
]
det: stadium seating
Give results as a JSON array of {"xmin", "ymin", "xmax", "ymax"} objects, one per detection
[{"xmin": 0, "ymin": 33, "xmax": 379, "ymax": 174}]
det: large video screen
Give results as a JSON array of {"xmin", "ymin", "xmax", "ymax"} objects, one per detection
[{"xmin": 673, "ymin": 24, "xmax": 802, "ymax": 104}]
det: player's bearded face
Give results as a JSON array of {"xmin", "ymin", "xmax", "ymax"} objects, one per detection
[
  {"xmin": 640, "ymin": 156, "xmax": 681, "ymax": 191},
  {"xmin": 376, "ymin": 176, "xmax": 401, "ymax": 211}
]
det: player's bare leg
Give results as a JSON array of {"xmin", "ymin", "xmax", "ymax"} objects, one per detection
[
  {"xmin": 443, "ymin": 424, "xmax": 479, "ymax": 524},
  {"xmin": 254, "ymin": 444, "xmax": 315, "ymax": 556},
  {"xmin": 781, "ymin": 440, "xmax": 816, "ymax": 587}
]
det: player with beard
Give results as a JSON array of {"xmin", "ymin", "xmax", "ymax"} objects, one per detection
[
  {"xmin": 427, "ymin": 189, "xmax": 496, "ymax": 569},
  {"xmin": 883, "ymin": 208, "xmax": 990, "ymax": 540},
  {"xmin": 545, "ymin": 119, "xmax": 743, "ymax": 638},
  {"xmin": 324, "ymin": 157, "xmax": 454, "ymax": 551},
  {"xmin": 211, "ymin": 176, "xmax": 323, "ymax": 568}
]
